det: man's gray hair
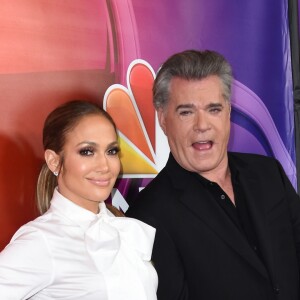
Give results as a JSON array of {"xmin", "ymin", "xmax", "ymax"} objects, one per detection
[{"xmin": 153, "ymin": 50, "xmax": 233, "ymax": 109}]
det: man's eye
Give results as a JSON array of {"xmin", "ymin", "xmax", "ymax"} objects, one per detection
[
  {"xmin": 209, "ymin": 107, "xmax": 222, "ymax": 113},
  {"xmin": 179, "ymin": 110, "xmax": 192, "ymax": 116},
  {"xmin": 108, "ymin": 147, "xmax": 120, "ymax": 156},
  {"xmin": 79, "ymin": 148, "xmax": 94, "ymax": 156}
]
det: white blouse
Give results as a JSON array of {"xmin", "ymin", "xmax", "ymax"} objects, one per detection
[{"xmin": 0, "ymin": 189, "xmax": 158, "ymax": 299}]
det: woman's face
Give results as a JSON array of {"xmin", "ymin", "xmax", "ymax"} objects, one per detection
[{"xmin": 57, "ymin": 114, "xmax": 120, "ymax": 213}]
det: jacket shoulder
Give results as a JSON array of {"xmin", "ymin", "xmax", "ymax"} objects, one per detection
[{"xmin": 229, "ymin": 152, "xmax": 278, "ymax": 166}]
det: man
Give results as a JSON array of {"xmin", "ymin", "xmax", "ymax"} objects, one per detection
[{"xmin": 126, "ymin": 49, "xmax": 300, "ymax": 300}]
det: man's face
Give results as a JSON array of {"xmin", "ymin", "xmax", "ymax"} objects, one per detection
[{"xmin": 158, "ymin": 75, "xmax": 231, "ymax": 178}]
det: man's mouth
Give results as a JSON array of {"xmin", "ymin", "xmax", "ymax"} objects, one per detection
[{"xmin": 192, "ymin": 141, "xmax": 213, "ymax": 150}]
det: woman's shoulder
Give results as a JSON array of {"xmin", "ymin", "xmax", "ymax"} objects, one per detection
[
  {"xmin": 9, "ymin": 216, "xmax": 50, "ymax": 245},
  {"xmin": 7, "ymin": 211, "xmax": 63, "ymax": 249}
]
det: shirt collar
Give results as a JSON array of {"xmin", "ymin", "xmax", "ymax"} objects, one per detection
[
  {"xmin": 49, "ymin": 188, "xmax": 110, "ymax": 231},
  {"xmin": 48, "ymin": 188, "xmax": 156, "ymax": 269},
  {"xmin": 192, "ymin": 155, "xmax": 240, "ymax": 186}
]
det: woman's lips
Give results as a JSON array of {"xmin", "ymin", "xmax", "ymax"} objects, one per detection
[{"xmin": 87, "ymin": 178, "xmax": 110, "ymax": 187}]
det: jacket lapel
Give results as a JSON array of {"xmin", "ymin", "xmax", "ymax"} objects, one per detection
[
  {"xmin": 165, "ymin": 154, "xmax": 269, "ymax": 279},
  {"xmin": 237, "ymin": 161, "xmax": 277, "ymax": 285}
]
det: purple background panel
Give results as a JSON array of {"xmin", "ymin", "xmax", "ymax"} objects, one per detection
[{"xmin": 129, "ymin": 0, "xmax": 295, "ymax": 160}]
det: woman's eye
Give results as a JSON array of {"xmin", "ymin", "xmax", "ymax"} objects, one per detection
[
  {"xmin": 108, "ymin": 146, "xmax": 120, "ymax": 156},
  {"xmin": 79, "ymin": 148, "xmax": 94, "ymax": 156}
]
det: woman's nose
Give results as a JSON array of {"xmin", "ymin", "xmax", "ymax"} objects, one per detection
[{"xmin": 96, "ymin": 155, "xmax": 109, "ymax": 173}]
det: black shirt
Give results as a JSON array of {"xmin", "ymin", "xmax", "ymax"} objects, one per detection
[{"xmin": 193, "ymin": 161, "xmax": 263, "ymax": 260}]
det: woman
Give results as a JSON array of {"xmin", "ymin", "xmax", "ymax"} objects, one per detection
[{"xmin": 0, "ymin": 100, "xmax": 158, "ymax": 299}]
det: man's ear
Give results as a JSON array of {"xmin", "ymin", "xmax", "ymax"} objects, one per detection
[
  {"xmin": 227, "ymin": 102, "xmax": 232, "ymax": 119},
  {"xmin": 157, "ymin": 108, "xmax": 167, "ymax": 135},
  {"xmin": 44, "ymin": 149, "xmax": 60, "ymax": 173}
]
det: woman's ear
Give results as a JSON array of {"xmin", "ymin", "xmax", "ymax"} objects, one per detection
[{"xmin": 44, "ymin": 149, "xmax": 60, "ymax": 173}]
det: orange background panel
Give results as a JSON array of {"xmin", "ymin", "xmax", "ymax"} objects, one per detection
[
  {"xmin": 0, "ymin": 0, "xmax": 109, "ymax": 73},
  {"xmin": 106, "ymin": 88, "xmax": 154, "ymax": 162},
  {"xmin": 0, "ymin": 0, "xmax": 116, "ymax": 250},
  {"xmin": 129, "ymin": 63, "xmax": 156, "ymax": 151}
]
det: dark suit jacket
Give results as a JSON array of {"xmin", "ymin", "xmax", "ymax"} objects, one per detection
[{"xmin": 126, "ymin": 152, "xmax": 300, "ymax": 300}]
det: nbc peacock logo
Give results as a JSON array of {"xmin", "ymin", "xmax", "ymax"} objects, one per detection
[{"xmin": 103, "ymin": 59, "xmax": 169, "ymax": 179}]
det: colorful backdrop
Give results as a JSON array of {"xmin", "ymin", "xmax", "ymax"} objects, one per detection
[{"xmin": 0, "ymin": 0, "xmax": 297, "ymax": 250}]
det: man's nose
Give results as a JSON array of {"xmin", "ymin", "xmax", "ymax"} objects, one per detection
[{"xmin": 193, "ymin": 112, "xmax": 211, "ymax": 132}]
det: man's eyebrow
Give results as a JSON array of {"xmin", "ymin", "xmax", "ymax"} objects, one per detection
[
  {"xmin": 207, "ymin": 102, "xmax": 223, "ymax": 108},
  {"xmin": 175, "ymin": 102, "xmax": 224, "ymax": 111},
  {"xmin": 175, "ymin": 104, "xmax": 195, "ymax": 112}
]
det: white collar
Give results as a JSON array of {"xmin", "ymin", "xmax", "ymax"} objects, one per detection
[{"xmin": 48, "ymin": 188, "xmax": 156, "ymax": 270}]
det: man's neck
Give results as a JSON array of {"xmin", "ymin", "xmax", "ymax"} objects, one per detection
[{"xmin": 200, "ymin": 165, "xmax": 235, "ymax": 204}]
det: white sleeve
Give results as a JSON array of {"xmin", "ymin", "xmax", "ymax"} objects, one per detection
[{"xmin": 0, "ymin": 226, "xmax": 54, "ymax": 300}]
